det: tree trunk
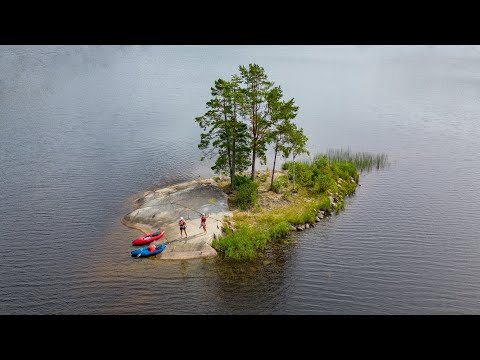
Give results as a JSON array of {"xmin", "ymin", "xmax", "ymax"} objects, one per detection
[
  {"xmin": 250, "ymin": 92, "xmax": 257, "ymax": 181},
  {"xmin": 292, "ymin": 154, "xmax": 296, "ymax": 192},
  {"xmin": 270, "ymin": 143, "xmax": 278, "ymax": 191},
  {"xmin": 231, "ymin": 127, "xmax": 236, "ymax": 192},
  {"xmin": 231, "ymin": 150, "xmax": 236, "ymax": 192},
  {"xmin": 224, "ymin": 98, "xmax": 233, "ymax": 191},
  {"xmin": 251, "ymin": 139, "xmax": 257, "ymax": 181},
  {"xmin": 231, "ymin": 97, "xmax": 237, "ymax": 192},
  {"xmin": 227, "ymin": 148, "xmax": 232, "ymax": 190}
]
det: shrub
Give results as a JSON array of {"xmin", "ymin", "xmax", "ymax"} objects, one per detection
[
  {"xmin": 212, "ymin": 225, "xmax": 269, "ymax": 260},
  {"xmin": 234, "ymin": 178, "xmax": 259, "ymax": 210},
  {"xmin": 312, "ymin": 154, "xmax": 329, "ymax": 169},
  {"xmin": 292, "ymin": 161, "xmax": 313, "ymax": 186},
  {"xmin": 332, "ymin": 162, "xmax": 358, "ymax": 183},
  {"xmin": 269, "ymin": 221, "xmax": 290, "ymax": 240},
  {"xmin": 271, "ymin": 175, "xmax": 289, "ymax": 193},
  {"xmin": 234, "ymin": 174, "xmax": 252, "ymax": 187},
  {"xmin": 314, "ymin": 173, "xmax": 334, "ymax": 194}
]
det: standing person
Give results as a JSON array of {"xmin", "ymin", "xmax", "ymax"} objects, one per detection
[
  {"xmin": 178, "ymin": 217, "xmax": 187, "ymax": 238},
  {"xmin": 200, "ymin": 213, "xmax": 208, "ymax": 234}
]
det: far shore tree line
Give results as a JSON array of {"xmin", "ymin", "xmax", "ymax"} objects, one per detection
[{"xmin": 195, "ymin": 63, "xmax": 309, "ymax": 193}]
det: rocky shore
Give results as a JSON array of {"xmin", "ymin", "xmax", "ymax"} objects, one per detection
[
  {"xmin": 123, "ymin": 171, "xmax": 357, "ymax": 260},
  {"xmin": 122, "ymin": 178, "xmax": 233, "ymax": 260}
]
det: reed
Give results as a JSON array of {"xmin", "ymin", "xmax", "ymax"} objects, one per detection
[{"xmin": 324, "ymin": 148, "xmax": 389, "ymax": 172}]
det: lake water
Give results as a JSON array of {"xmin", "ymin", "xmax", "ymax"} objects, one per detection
[{"xmin": 1, "ymin": 45, "xmax": 480, "ymax": 314}]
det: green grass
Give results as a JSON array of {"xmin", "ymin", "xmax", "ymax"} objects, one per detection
[
  {"xmin": 212, "ymin": 190, "xmax": 333, "ymax": 260},
  {"xmin": 334, "ymin": 198, "xmax": 346, "ymax": 213},
  {"xmin": 325, "ymin": 148, "xmax": 389, "ymax": 173},
  {"xmin": 233, "ymin": 179, "xmax": 259, "ymax": 210},
  {"xmin": 318, "ymin": 195, "xmax": 331, "ymax": 211},
  {"xmin": 211, "ymin": 219, "xmax": 292, "ymax": 261},
  {"xmin": 214, "ymin": 149, "xmax": 388, "ymax": 260},
  {"xmin": 271, "ymin": 175, "xmax": 289, "ymax": 193}
]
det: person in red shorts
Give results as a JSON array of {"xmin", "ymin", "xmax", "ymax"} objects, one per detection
[{"xmin": 200, "ymin": 213, "xmax": 208, "ymax": 234}]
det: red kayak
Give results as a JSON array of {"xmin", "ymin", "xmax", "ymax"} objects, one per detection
[{"xmin": 132, "ymin": 231, "xmax": 165, "ymax": 246}]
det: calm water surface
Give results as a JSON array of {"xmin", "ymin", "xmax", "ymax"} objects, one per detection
[{"xmin": 1, "ymin": 45, "xmax": 479, "ymax": 314}]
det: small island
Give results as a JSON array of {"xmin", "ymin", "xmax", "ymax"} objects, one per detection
[
  {"xmin": 121, "ymin": 167, "xmax": 351, "ymax": 260},
  {"xmin": 122, "ymin": 63, "xmax": 388, "ymax": 260},
  {"xmin": 122, "ymin": 149, "xmax": 389, "ymax": 260}
]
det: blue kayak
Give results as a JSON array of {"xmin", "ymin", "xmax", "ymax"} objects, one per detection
[{"xmin": 131, "ymin": 244, "xmax": 166, "ymax": 258}]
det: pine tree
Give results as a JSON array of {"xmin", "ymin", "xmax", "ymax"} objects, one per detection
[
  {"xmin": 282, "ymin": 124, "xmax": 309, "ymax": 192},
  {"xmin": 195, "ymin": 77, "xmax": 250, "ymax": 191},
  {"xmin": 239, "ymin": 64, "xmax": 274, "ymax": 180},
  {"xmin": 266, "ymin": 87, "xmax": 299, "ymax": 191}
]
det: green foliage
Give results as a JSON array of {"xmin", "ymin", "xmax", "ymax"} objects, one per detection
[
  {"xmin": 196, "ymin": 62, "xmax": 309, "ymax": 192},
  {"xmin": 282, "ymin": 152, "xmax": 359, "ymax": 196},
  {"xmin": 283, "ymin": 161, "xmax": 309, "ymax": 182},
  {"xmin": 212, "ymin": 217, "xmax": 292, "ymax": 260},
  {"xmin": 268, "ymin": 98, "xmax": 299, "ymax": 189},
  {"xmin": 239, "ymin": 64, "xmax": 275, "ymax": 179},
  {"xmin": 283, "ymin": 159, "xmax": 333, "ymax": 192},
  {"xmin": 312, "ymin": 154, "xmax": 329, "ymax": 169},
  {"xmin": 195, "ymin": 75, "xmax": 251, "ymax": 191},
  {"xmin": 290, "ymin": 161, "xmax": 313, "ymax": 185},
  {"xmin": 234, "ymin": 178, "xmax": 259, "ymax": 210},
  {"xmin": 283, "ymin": 207, "xmax": 315, "ymax": 225},
  {"xmin": 318, "ymin": 196, "xmax": 331, "ymax": 211},
  {"xmin": 338, "ymin": 180, "xmax": 357, "ymax": 196},
  {"xmin": 212, "ymin": 225, "xmax": 269, "ymax": 261},
  {"xmin": 218, "ymin": 150, "xmax": 362, "ymax": 259},
  {"xmin": 335, "ymin": 199, "xmax": 346, "ymax": 213},
  {"xmin": 269, "ymin": 221, "xmax": 290, "ymax": 240},
  {"xmin": 326, "ymin": 148, "xmax": 389, "ymax": 173},
  {"xmin": 271, "ymin": 175, "xmax": 289, "ymax": 193},
  {"xmin": 331, "ymin": 162, "xmax": 358, "ymax": 183},
  {"xmin": 234, "ymin": 174, "xmax": 252, "ymax": 187},
  {"xmin": 314, "ymin": 173, "xmax": 335, "ymax": 193}
]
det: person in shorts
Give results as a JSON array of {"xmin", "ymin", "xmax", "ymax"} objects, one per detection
[
  {"xmin": 200, "ymin": 213, "xmax": 208, "ymax": 234},
  {"xmin": 178, "ymin": 217, "xmax": 187, "ymax": 238}
]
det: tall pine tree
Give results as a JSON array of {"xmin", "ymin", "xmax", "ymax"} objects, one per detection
[
  {"xmin": 196, "ymin": 77, "xmax": 250, "ymax": 191},
  {"xmin": 267, "ymin": 94, "xmax": 299, "ymax": 191},
  {"xmin": 239, "ymin": 64, "xmax": 274, "ymax": 180},
  {"xmin": 282, "ymin": 123, "xmax": 309, "ymax": 192}
]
